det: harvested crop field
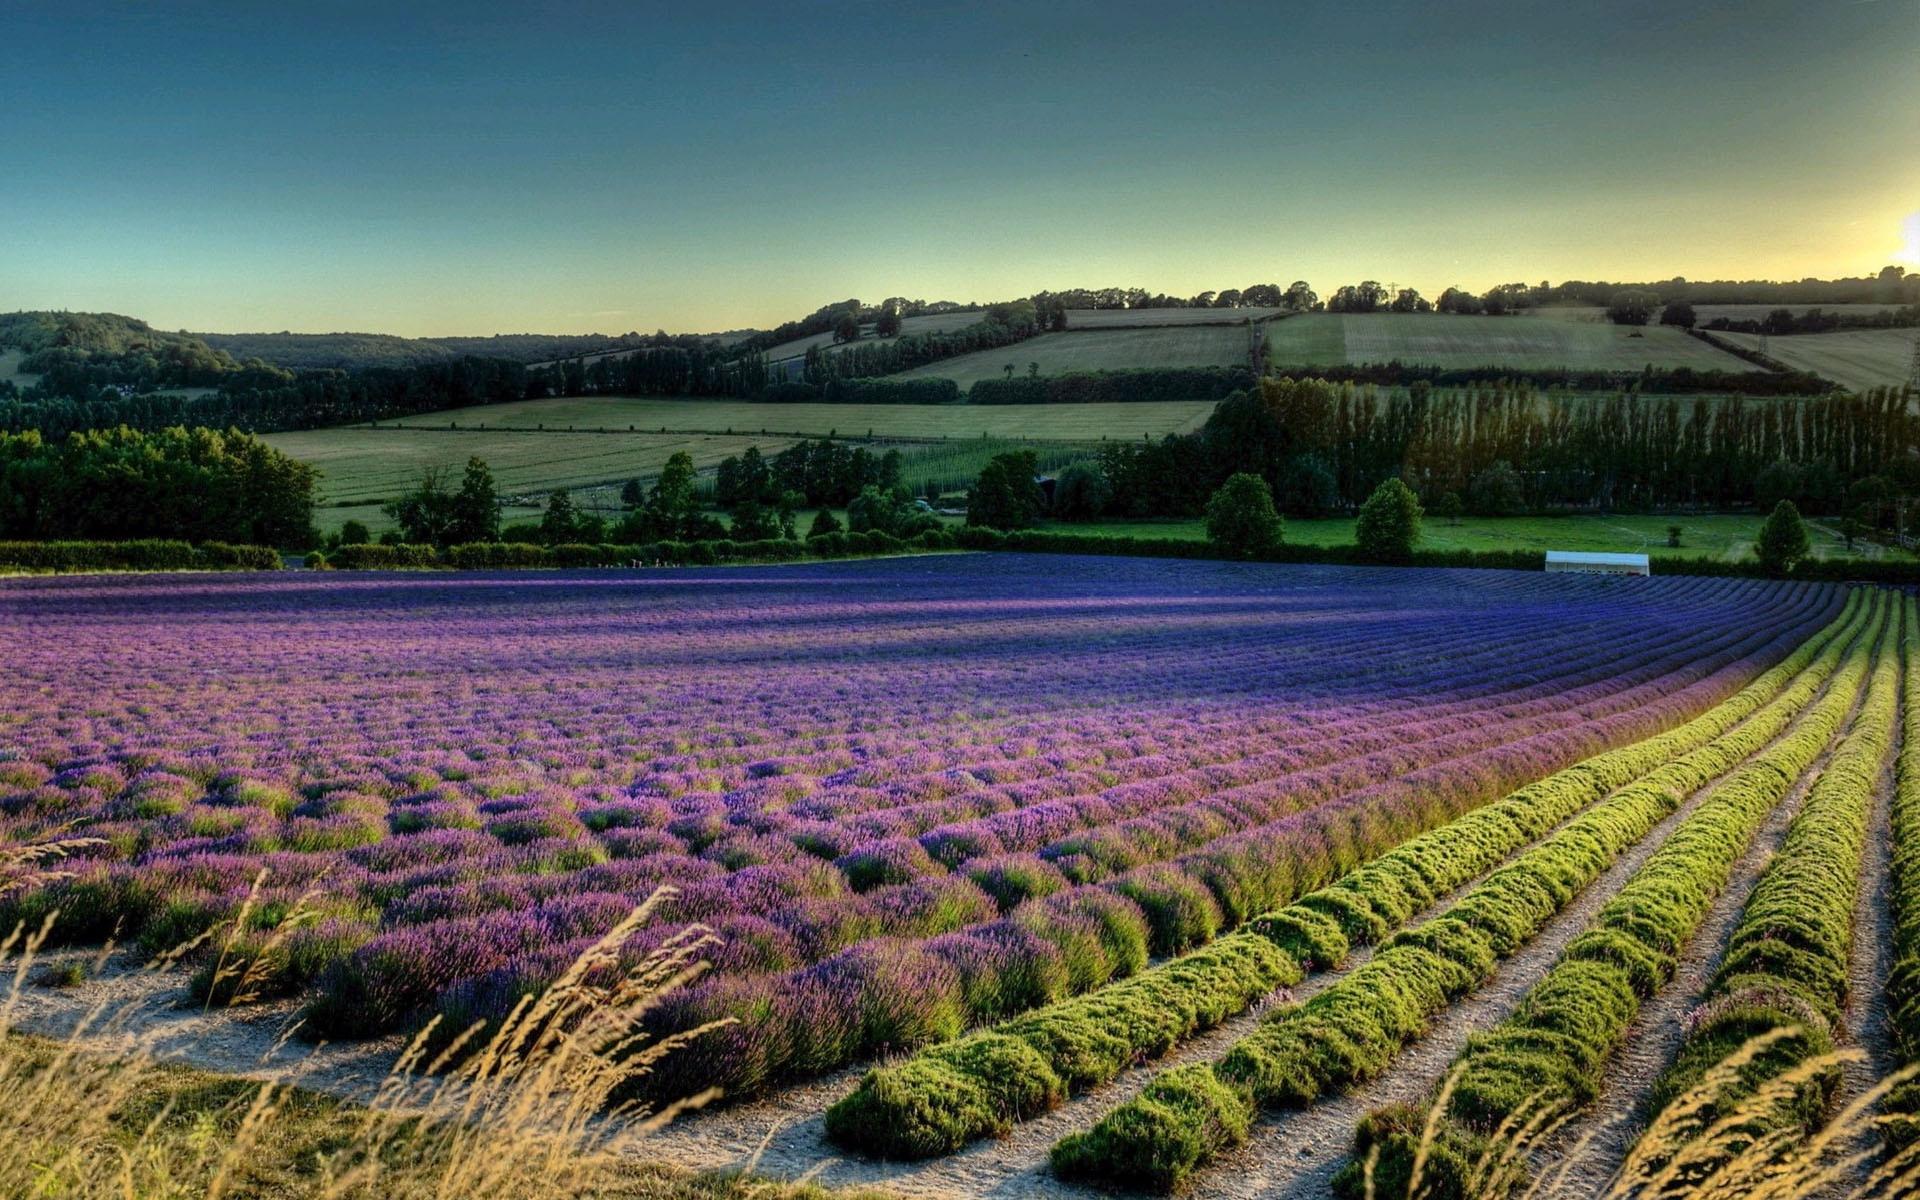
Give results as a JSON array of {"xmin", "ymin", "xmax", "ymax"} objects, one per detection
[
  {"xmin": 2, "ymin": 553, "xmax": 1878, "ymax": 1197},
  {"xmin": 895, "ymin": 325, "xmax": 1250, "ymax": 386},
  {"xmin": 1262, "ymin": 313, "xmax": 1764, "ymax": 373},
  {"xmin": 1713, "ymin": 327, "xmax": 1916, "ymax": 393}
]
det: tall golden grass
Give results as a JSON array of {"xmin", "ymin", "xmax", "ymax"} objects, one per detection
[
  {"xmin": 1363, "ymin": 1028, "xmax": 1920, "ymax": 1200},
  {"xmin": 0, "ymin": 869, "xmax": 741, "ymax": 1200}
]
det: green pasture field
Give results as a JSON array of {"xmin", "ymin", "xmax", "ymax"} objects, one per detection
[
  {"xmin": 1712, "ymin": 328, "xmax": 1914, "ymax": 394},
  {"xmin": 284, "ymin": 391, "xmax": 1143, "ymax": 533},
  {"xmin": 367, "ymin": 394, "xmax": 1215, "ymax": 441},
  {"xmin": 894, "ymin": 325, "xmax": 1250, "ymax": 387},
  {"xmin": 268, "ymin": 426, "xmax": 784, "ymax": 511},
  {"xmin": 1062, "ymin": 307, "xmax": 1284, "ymax": 328},
  {"xmin": 1261, "ymin": 313, "xmax": 1760, "ymax": 373},
  {"xmin": 1062, "ymin": 512, "xmax": 1912, "ymax": 563}
]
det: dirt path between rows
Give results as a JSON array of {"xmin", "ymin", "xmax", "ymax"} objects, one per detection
[
  {"xmin": 1537, "ymin": 672, "xmax": 1875, "ymax": 1195},
  {"xmin": 1211, "ymin": 735, "xmax": 1820, "ymax": 1198}
]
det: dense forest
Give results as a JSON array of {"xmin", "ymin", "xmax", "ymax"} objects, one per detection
[
  {"xmin": 1092, "ymin": 378, "xmax": 1918, "ymax": 519},
  {"xmin": 0, "ymin": 357, "xmax": 529, "ymax": 440}
]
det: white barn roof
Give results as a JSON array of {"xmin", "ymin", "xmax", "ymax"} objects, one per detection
[{"xmin": 1545, "ymin": 551, "xmax": 1649, "ymax": 567}]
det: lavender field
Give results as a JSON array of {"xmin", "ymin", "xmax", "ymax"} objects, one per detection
[{"xmin": 0, "ymin": 554, "xmax": 1864, "ymax": 1191}]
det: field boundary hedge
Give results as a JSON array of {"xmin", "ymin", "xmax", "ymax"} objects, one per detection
[
  {"xmin": 954, "ymin": 528, "xmax": 1920, "ymax": 585},
  {"xmin": 0, "ymin": 540, "xmax": 281, "ymax": 573},
  {"xmin": 1048, "ymin": 596, "xmax": 1875, "ymax": 1192},
  {"xmin": 313, "ymin": 529, "xmax": 961, "ymax": 570},
  {"xmin": 1344, "ymin": 592, "xmax": 1887, "ymax": 1198},
  {"xmin": 822, "ymin": 596, "xmax": 1861, "ymax": 1162}
]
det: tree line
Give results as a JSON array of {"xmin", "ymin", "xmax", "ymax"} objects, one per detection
[
  {"xmin": 0, "ymin": 426, "xmax": 316, "ymax": 545},
  {"xmin": 1068, "ymin": 378, "xmax": 1918, "ymax": 521}
]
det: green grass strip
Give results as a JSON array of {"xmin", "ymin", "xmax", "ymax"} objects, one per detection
[
  {"xmin": 1049, "ymin": 594, "xmax": 1881, "ymax": 1193},
  {"xmin": 1340, "ymin": 590, "xmax": 1888, "ymax": 1200},
  {"xmin": 823, "ymin": 592, "xmax": 1864, "ymax": 1161}
]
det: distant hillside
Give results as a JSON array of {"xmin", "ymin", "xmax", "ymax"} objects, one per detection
[
  {"xmin": 0, "ymin": 311, "xmax": 190, "ymax": 356},
  {"xmin": 0, "ymin": 313, "xmax": 669, "ymax": 373},
  {"xmin": 196, "ymin": 330, "xmax": 651, "ymax": 371}
]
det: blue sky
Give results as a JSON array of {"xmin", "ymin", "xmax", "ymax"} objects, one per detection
[{"xmin": 3, "ymin": 0, "xmax": 1916, "ymax": 335}]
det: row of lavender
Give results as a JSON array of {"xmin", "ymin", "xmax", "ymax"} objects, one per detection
[{"xmin": 0, "ymin": 555, "xmax": 1836, "ymax": 1098}]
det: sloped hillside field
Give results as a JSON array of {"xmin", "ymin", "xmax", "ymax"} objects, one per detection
[{"xmin": 0, "ymin": 556, "xmax": 1851, "ymax": 1193}]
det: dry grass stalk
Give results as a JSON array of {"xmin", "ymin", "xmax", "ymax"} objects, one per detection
[{"xmin": 0, "ymin": 882, "xmax": 735, "ymax": 1199}]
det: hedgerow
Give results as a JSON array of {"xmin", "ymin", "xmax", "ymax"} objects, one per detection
[
  {"xmin": 954, "ymin": 527, "xmax": 1920, "ymax": 585},
  {"xmin": 1342, "ymin": 591, "xmax": 1888, "ymax": 1197},
  {"xmin": 1051, "ymin": 593, "xmax": 1876, "ymax": 1193},
  {"xmin": 0, "ymin": 540, "xmax": 281, "ymax": 573},
  {"xmin": 320, "ymin": 529, "xmax": 960, "ymax": 571},
  {"xmin": 967, "ymin": 367, "xmax": 1255, "ymax": 405},
  {"xmin": 820, "ymin": 595, "xmax": 1863, "ymax": 1161}
]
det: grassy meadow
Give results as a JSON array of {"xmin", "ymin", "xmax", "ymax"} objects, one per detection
[
  {"xmin": 273, "ymin": 392, "xmax": 1169, "ymax": 533},
  {"xmin": 1713, "ymin": 327, "xmax": 1915, "ymax": 393},
  {"xmin": 1261, "ymin": 312, "xmax": 1760, "ymax": 372},
  {"xmin": 0, "ymin": 349, "xmax": 37, "ymax": 391},
  {"xmin": 895, "ymin": 325, "xmax": 1251, "ymax": 386},
  {"xmin": 1064, "ymin": 511, "xmax": 1913, "ymax": 563},
  {"xmin": 267, "ymin": 427, "xmax": 785, "ymax": 509}
]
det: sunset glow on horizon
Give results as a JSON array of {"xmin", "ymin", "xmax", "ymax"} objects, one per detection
[{"xmin": 3, "ymin": 0, "xmax": 1916, "ymax": 337}]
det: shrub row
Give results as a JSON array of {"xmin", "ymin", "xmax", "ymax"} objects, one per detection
[
  {"xmin": 1624, "ymin": 598, "xmax": 1901, "ymax": 1168},
  {"xmin": 968, "ymin": 367, "xmax": 1256, "ymax": 406},
  {"xmin": 1049, "ymin": 595, "xmax": 1875, "ymax": 1193},
  {"xmin": 951, "ymin": 527, "xmax": 1544, "ymax": 573},
  {"xmin": 957, "ymin": 527, "xmax": 1920, "ymax": 586},
  {"xmin": 1343, "ymin": 591, "xmax": 1888, "ymax": 1199},
  {"xmin": 819, "ymin": 377, "xmax": 964, "ymax": 405},
  {"xmin": 314, "ymin": 529, "xmax": 960, "ymax": 571},
  {"xmin": 821, "ymin": 595, "xmax": 1863, "ymax": 1161},
  {"xmin": 0, "ymin": 540, "xmax": 281, "ymax": 573}
]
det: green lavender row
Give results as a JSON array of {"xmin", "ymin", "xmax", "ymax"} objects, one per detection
[
  {"xmin": 1342, "ymin": 589, "xmax": 1888, "ymax": 1199},
  {"xmin": 1885, "ymin": 596, "xmax": 1920, "ymax": 1142},
  {"xmin": 1627, "ymin": 597, "xmax": 1900, "ymax": 1167},
  {"xmin": 1048, "ymin": 593, "xmax": 1879, "ymax": 1193},
  {"xmin": 822, "ymin": 592, "xmax": 1865, "ymax": 1160}
]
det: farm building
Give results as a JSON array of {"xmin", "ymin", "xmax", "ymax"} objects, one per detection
[{"xmin": 1545, "ymin": 550, "xmax": 1650, "ymax": 575}]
